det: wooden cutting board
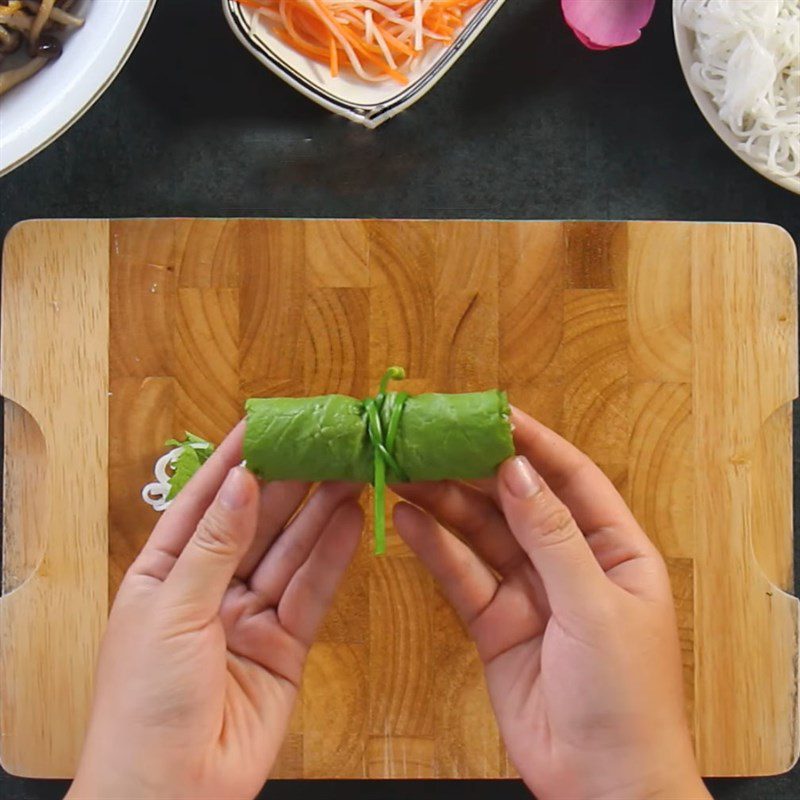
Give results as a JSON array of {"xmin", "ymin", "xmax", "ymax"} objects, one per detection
[{"xmin": 1, "ymin": 219, "xmax": 797, "ymax": 780}]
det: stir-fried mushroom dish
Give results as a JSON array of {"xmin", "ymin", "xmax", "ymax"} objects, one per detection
[{"xmin": 0, "ymin": 0, "xmax": 85, "ymax": 96}]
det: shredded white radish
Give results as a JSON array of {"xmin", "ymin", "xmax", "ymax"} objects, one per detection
[
  {"xmin": 141, "ymin": 442, "xmax": 211, "ymax": 512},
  {"xmin": 373, "ymin": 22, "xmax": 399, "ymax": 70},
  {"xmin": 239, "ymin": 0, "xmax": 482, "ymax": 83},
  {"xmin": 365, "ymin": 8, "xmax": 374, "ymax": 44},
  {"xmin": 678, "ymin": 0, "xmax": 800, "ymax": 181}
]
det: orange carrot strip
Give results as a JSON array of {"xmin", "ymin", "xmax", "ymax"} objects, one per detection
[
  {"xmin": 236, "ymin": 0, "xmax": 482, "ymax": 84},
  {"xmin": 329, "ymin": 34, "xmax": 339, "ymax": 77}
]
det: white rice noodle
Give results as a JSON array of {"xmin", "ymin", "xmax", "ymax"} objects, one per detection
[
  {"xmin": 141, "ymin": 442, "xmax": 210, "ymax": 512},
  {"xmin": 678, "ymin": 0, "xmax": 800, "ymax": 180}
]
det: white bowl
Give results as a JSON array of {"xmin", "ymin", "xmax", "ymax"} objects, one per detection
[
  {"xmin": 222, "ymin": 0, "xmax": 507, "ymax": 128},
  {"xmin": 673, "ymin": 1, "xmax": 799, "ymax": 196},
  {"xmin": 0, "ymin": 0, "xmax": 155, "ymax": 178}
]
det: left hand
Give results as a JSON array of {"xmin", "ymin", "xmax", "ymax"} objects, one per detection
[{"xmin": 68, "ymin": 423, "xmax": 363, "ymax": 800}]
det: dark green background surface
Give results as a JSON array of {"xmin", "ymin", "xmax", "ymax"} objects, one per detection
[{"xmin": 1, "ymin": 0, "xmax": 798, "ymax": 798}]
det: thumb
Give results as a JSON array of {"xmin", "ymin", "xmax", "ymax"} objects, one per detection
[
  {"xmin": 162, "ymin": 466, "xmax": 259, "ymax": 620},
  {"xmin": 498, "ymin": 456, "xmax": 607, "ymax": 617}
]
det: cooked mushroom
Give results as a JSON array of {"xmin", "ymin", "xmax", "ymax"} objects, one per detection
[
  {"xmin": 0, "ymin": 0, "xmax": 85, "ymax": 97},
  {"xmin": 32, "ymin": 31, "xmax": 60, "ymax": 57}
]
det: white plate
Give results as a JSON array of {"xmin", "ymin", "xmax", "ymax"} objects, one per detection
[
  {"xmin": 673, "ymin": 1, "xmax": 799, "ymax": 196},
  {"xmin": 0, "ymin": 0, "xmax": 155, "ymax": 178},
  {"xmin": 222, "ymin": 0, "xmax": 506, "ymax": 128}
]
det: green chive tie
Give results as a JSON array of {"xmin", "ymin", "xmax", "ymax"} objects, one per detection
[{"xmin": 364, "ymin": 366, "xmax": 409, "ymax": 554}]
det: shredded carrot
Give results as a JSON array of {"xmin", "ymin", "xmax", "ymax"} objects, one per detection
[{"xmin": 236, "ymin": 0, "xmax": 486, "ymax": 84}]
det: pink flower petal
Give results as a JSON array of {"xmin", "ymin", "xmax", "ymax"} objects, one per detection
[
  {"xmin": 562, "ymin": 0, "xmax": 656, "ymax": 50},
  {"xmin": 571, "ymin": 27, "xmax": 613, "ymax": 51}
]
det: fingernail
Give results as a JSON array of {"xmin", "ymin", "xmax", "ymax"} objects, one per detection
[
  {"xmin": 503, "ymin": 456, "xmax": 541, "ymax": 499},
  {"xmin": 219, "ymin": 467, "xmax": 250, "ymax": 510}
]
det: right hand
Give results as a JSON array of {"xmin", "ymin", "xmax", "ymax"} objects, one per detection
[{"xmin": 393, "ymin": 409, "xmax": 709, "ymax": 800}]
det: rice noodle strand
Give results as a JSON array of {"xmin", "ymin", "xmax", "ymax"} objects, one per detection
[{"xmin": 678, "ymin": 0, "xmax": 800, "ymax": 181}]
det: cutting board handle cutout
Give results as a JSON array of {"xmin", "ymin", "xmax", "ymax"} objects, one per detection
[
  {"xmin": 1, "ymin": 396, "xmax": 47, "ymax": 597},
  {"xmin": 749, "ymin": 401, "xmax": 796, "ymax": 596}
]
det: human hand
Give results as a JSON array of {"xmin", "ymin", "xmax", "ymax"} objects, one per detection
[
  {"xmin": 393, "ymin": 409, "xmax": 709, "ymax": 800},
  {"xmin": 68, "ymin": 423, "xmax": 363, "ymax": 800}
]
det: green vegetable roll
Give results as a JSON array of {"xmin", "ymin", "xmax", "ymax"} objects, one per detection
[
  {"xmin": 244, "ymin": 388, "xmax": 513, "ymax": 484},
  {"xmin": 147, "ymin": 368, "xmax": 515, "ymax": 554},
  {"xmin": 389, "ymin": 390, "xmax": 513, "ymax": 482},
  {"xmin": 244, "ymin": 395, "xmax": 373, "ymax": 482}
]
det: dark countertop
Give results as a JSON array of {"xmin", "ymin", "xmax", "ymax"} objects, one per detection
[{"xmin": 1, "ymin": 1, "xmax": 798, "ymax": 798}]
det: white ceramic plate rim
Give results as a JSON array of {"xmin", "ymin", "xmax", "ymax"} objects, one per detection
[
  {"xmin": 0, "ymin": 0, "xmax": 156, "ymax": 179},
  {"xmin": 222, "ymin": 0, "xmax": 506, "ymax": 128},
  {"xmin": 672, "ymin": 1, "xmax": 799, "ymax": 196}
]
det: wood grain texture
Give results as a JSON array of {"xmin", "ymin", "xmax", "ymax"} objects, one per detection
[
  {"xmin": 667, "ymin": 557, "xmax": 695, "ymax": 740},
  {"xmin": 628, "ymin": 224, "xmax": 692, "ymax": 383},
  {"xmin": 629, "ymin": 382, "xmax": 694, "ymax": 558},
  {"xmin": 559, "ymin": 290, "xmax": 629, "ymax": 464},
  {"xmin": 368, "ymin": 221, "xmax": 434, "ymax": 379},
  {"xmin": 498, "ymin": 221, "xmax": 563, "ymax": 385},
  {"xmin": 239, "ymin": 219, "xmax": 304, "ymax": 394},
  {"xmin": 306, "ymin": 219, "xmax": 369, "ymax": 288},
  {"xmin": 433, "ymin": 221, "xmax": 499, "ymax": 391},
  {"xmin": 692, "ymin": 224, "xmax": 799, "ymax": 775},
  {"xmin": 1, "ymin": 219, "xmax": 797, "ymax": 780},
  {"xmin": 433, "ymin": 589, "xmax": 506, "ymax": 778},
  {"xmin": 1, "ymin": 220, "xmax": 110, "ymax": 778},
  {"xmin": 369, "ymin": 558, "xmax": 435, "ymax": 739},
  {"xmin": 175, "ymin": 288, "xmax": 240, "ymax": 441},
  {"xmin": 109, "ymin": 377, "xmax": 174, "ymax": 597},
  {"xmin": 303, "ymin": 643, "xmax": 368, "ymax": 778}
]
